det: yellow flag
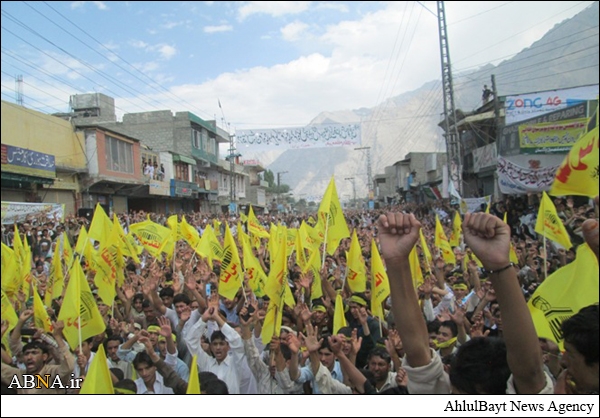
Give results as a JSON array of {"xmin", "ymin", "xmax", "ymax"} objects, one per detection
[
  {"xmin": 435, "ymin": 215, "xmax": 456, "ymax": 265},
  {"xmin": 248, "ymin": 206, "xmax": 269, "ymax": 239},
  {"xmin": 1, "ymin": 243, "xmax": 20, "ymax": 298},
  {"xmin": 265, "ymin": 225, "xmax": 287, "ymax": 302},
  {"xmin": 88, "ymin": 203, "xmax": 112, "ymax": 244},
  {"xmin": 33, "ymin": 285, "xmax": 53, "ymax": 332},
  {"xmin": 196, "ymin": 225, "xmax": 223, "ymax": 265},
  {"xmin": 419, "ymin": 229, "xmax": 432, "ymax": 273},
  {"xmin": 19, "ymin": 232, "xmax": 33, "ymax": 298},
  {"xmin": 1, "ymin": 290, "xmax": 19, "ymax": 333},
  {"xmin": 2, "ymin": 290, "xmax": 19, "ymax": 358},
  {"xmin": 370, "ymin": 239, "xmax": 390, "ymax": 321},
  {"xmin": 261, "ymin": 223, "xmax": 292, "ymax": 344},
  {"xmin": 285, "ymin": 228, "xmax": 297, "ymax": 257},
  {"xmin": 241, "ymin": 235, "xmax": 267, "ymax": 297},
  {"xmin": 129, "ymin": 219, "xmax": 173, "ymax": 258},
  {"xmin": 261, "ymin": 298, "xmax": 284, "ymax": 345},
  {"xmin": 83, "ymin": 236, "xmax": 97, "ymax": 272},
  {"xmin": 449, "ymin": 212, "xmax": 462, "ymax": 247},
  {"xmin": 294, "ymin": 228, "xmax": 308, "ymax": 270},
  {"xmin": 218, "ymin": 224, "xmax": 244, "ymax": 301},
  {"xmin": 299, "ymin": 221, "xmax": 320, "ymax": 253},
  {"xmin": 180, "ymin": 216, "xmax": 200, "ymax": 249},
  {"xmin": 317, "ymin": 176, "xmax": 350, "ymax": 255},
  {"xmin": 60, "ymin": 234, "xmax": 74, "ymax": 269},
  {"xmin": 303, "ymin": 245, "xmax": 323, "ymax": 300},
  {"xmin": 535, "ymin": 192, "xmax": 573, "ymax": 249},
  {"xmin": 409, "ymin": 244, "xmax": 424, "ymax": 289},
  {"xmin": 264, "ymin": 225, "xmax": 295, "ymax": 309},
  {"xmin": 346, "ymin": 229, "xmax": 366, "ymax": 293},
  {"xmin": 79, "ymin": 344, "xmax": 115, "ymax": 394},
  {"xmin": 74, "ymin": 225, "xmax": 91, "ymax": 258},
  {"xmin": 213, "ymin": 219, "xmax": 222, "ymax": 236},
  {"xmin": 94, "ymin": 226, "xmax": 123, "ymax": 306},
  {"xmin": 11, "ymin": 225, "xmax": 27, "ymax": 292},
  {"xmin": 333, "ymin": 293, "xmax": 347, "ymax": 334},
  {"xmin": 112, "ymin": 216, "xmax": 140, "ymax": 264},
  {"xmin": 186, "ymin": 355, "xmax": 201, "ymax": 394},
  {"xmin": 550, "ymin": 122, "xmax": 598, "ymax": 197},
  {"xmin": 58, "ymin": 259, "xmax": 106, "ymax": 350},
  {"xmin": 528, "ymin": 243, "xmax": 599, "ymax": 349},
  {"xmin": 268, "ymin": 223, "xmax": 278, "ymax": 262},
  {"xmin": 166, "ymin": 215, "xmax": 180, "ymax": 242},
  {"xmin": 45, "ymin": 253, "xmax": 64, "ymax": 306}
]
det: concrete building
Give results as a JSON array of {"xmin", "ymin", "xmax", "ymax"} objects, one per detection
[{"xmin": 1, "ymin": 100, "xmax": 87, "ymax": 216}]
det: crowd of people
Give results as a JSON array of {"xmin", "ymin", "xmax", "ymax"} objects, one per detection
[{"xmin": 1, "ymin": 192, "xmax": 598, "ymax": 396}]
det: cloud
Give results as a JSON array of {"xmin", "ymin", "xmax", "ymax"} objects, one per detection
[
  {"xmin": 132, "ymin": 42, "xmax": 177, "ymax": 60},
  {"xmin": 155, "ymin": 44, "xmax": 177, "ymax": 60},
  {"xmin": 133, "ymin": 61, "xmax": 159, "ymax": 73},
  {"xmin": 237, "ymin": 1, "xmax": 312, "ymax": 21},
  {"xmin": 280, "ymin": 21, "xmax": 310, "ymax": 41},
  {"xmin": 315, "ymin": 2, "xmax": 349, "ymax": 13},
  {"xmin": 130, "ymin": 40, "xmax": 149, "ymax": 49},
  {"xmin": 70, "ymin": 1, "xmax": 108, "ymax": 10},
  {"xmin": 204, "ymin": 25, "xmax": 234, "ymax": 34},
  {"xmin": 161, "ymin": 20, "xmax": 193, "ymax": 30}
]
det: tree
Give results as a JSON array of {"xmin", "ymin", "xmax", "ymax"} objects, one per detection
[{"xmin": 263, "ymin": 170, "xmax": 275, "ymax": 188}]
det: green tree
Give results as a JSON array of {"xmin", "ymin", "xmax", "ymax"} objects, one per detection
[{"xmin": 263, "ymin": 170, "xmax": 275, "ymax": 188}]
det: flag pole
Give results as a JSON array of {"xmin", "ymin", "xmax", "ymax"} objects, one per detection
[
  {"xmin": 543, "ymin": 236, "xmax": 548, "ymax": 280},
  {"xmin": 240, "ymin": 277, "xmax": 248, "ymax": 304},
  {"xmin": 78, "ymin": 277, "xmax": 83, "ymax": 355},
  {"xmin": 321, "ymin": 213, "xmax": 330, "ymax": 269}
]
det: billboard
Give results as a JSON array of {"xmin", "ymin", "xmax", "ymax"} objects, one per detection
[
  {"xmin": 1, "ymin": 144, "xmax": 55, "ymax": 179},
  {"xmin": 504, "ymin": 84, "xmax": 598, "ymax": 125}
]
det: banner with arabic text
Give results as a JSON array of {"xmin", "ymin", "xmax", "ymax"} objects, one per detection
[
  {"xmin": 497, "ymin": 156, "xmax": 559, "ymax": 195},
  {"xmin": 518, "ymin": 118, "xmax": 587, "ymax": 154},
  {"xmin": 236, "ymin": 124, "xmax": 361, "ymax": 151},
  {"xmin": 459, "ymin": 196, "xmax": 491, "ymax": 215},
  {"xmin": 1, "ymin": 201, "xmax": 65, "ymax": 224}
]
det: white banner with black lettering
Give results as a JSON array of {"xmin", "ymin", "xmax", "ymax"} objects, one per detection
[
  {"xmin": 236, "ymin": 123, "xmax": 361, "ymax": 151},
  {"xmin": 497, "ymin": 156, "xmax": 559, "ymax": 195},
  {"xmin": 1, "ymin": 201, "xmax": 65, "ymax": 224}
]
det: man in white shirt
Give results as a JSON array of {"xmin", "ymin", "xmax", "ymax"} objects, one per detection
[
  {"xmin": 132, "ymin": 351, "xmax": 174, "ymax": 394},
  {"xmin": 74, "ymin": 337, "xmax": 95, "ymax": 378},
  {"xmin": 184, "ymin": 305, "xmax": 245, "ymax": 394}
]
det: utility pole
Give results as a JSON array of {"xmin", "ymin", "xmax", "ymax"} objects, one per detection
[
  {"xmin": 354, "ymin": 146, "xmax": 372, "ymax": 208},
  {"xmin": 436, "ymin": 1, "xmax": 463, "ymax": 196},
  {"xmin": 225, "ymin": 131, "xmax": 242, "ymax": 215},
  {"xmin": 345, "ymin": 177, "xmax": 356, "ymax": 208},
  {"xmin": 15, "ymin": 75, "xmax": 23, "ymax": 106},
  {"xmin": 228, "ymin": 132, "xmax": 237, "ymax": 214},
  {"xmin": 277, "ymin": 171, "xmax": 288, "ymax": 206}
]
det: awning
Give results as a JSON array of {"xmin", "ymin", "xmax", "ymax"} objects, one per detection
[
  {"xmin": 172, "ymin": 154, "xmax": 196, "ymax": 165},
  {"xmin": 1, "ymin": 171, "xmax": 55, "ymax": 185}
]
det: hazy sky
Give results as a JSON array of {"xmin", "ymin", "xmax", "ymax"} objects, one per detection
[{"xmin": 1, "ymin": 1, "xmax": 595, "ymax": 142}]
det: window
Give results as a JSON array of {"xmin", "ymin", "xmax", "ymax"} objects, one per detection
[
  {"xmin": 202, "ymin": 131, "xmax": 208, "ymax": 152},
  {"xmin": 105, "ymin": 135, "xmax": 133, "ymax": 174},
  {"xmin": 192, "ymin": 130, "xmax": 201, "ymax": 149},
  {"xmin": 207, "ymin": 136, "xmax": 216, "ymax": 155},
  {"xmin": 174, "ymin": 162, "xmax": 189, "ymax": 182}
]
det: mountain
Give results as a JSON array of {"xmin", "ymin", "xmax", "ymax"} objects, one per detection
[{"xmin": 266, "ymin": 2, "xmax": 599, "ymax": 201}]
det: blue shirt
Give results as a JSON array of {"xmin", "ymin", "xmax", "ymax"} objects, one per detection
[{"xmin": 295, "ymin": 360, "xmax": 343, "ymax": 394}]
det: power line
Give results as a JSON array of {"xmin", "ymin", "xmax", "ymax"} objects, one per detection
[{"xmin": 37, "ymin": 1, "xmax": 219, "ymax": 123}]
